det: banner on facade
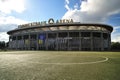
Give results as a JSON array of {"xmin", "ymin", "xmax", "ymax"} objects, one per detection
[{"xmin": 38, "ymin": 34, "xmax": 46, "ymax": 44}]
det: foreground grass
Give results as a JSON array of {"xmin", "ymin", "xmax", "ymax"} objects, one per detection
[{"xmin": 0, "ymin": 51, "xmax": 120, "ymax": 80}]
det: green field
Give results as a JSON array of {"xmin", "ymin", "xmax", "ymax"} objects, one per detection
[{"xmin": 0, "ymin": 51, "xmax": 120, "ymax": 80}]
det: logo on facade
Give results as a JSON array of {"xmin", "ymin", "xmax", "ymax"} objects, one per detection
[{"xmin": 19, "ymin": 18, "xmax": 74, "ymax": 28}]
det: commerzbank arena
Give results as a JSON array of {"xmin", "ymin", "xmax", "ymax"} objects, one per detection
[{"xmin": 7, "ymin": 18, "xmax": 113, "ymax": 51}]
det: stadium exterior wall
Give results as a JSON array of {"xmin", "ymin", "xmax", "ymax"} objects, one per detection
[{"xmin": 7, "ymin": 22, "xmax": 113, "ymax": 51}]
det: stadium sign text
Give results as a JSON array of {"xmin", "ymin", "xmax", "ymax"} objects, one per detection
[{"xmin": 19, "ymin": 18, "xmax": 74, "ymax": 28}]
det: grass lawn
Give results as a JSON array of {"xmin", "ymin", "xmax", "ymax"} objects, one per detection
[{"xmin": 0, "ymin": 51, "xmax": 120, "ymax": 80}]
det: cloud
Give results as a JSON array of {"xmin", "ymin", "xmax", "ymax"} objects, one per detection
[
  {"xmin": 0, "ymin": 15, "xmax": 28, "ymax": 42},
  {"xmin": 0, "ymin": 0, "xmax": 27, "ymax": 32},
  {"xmin": 63, "ymin": 0, "xmax": 120, "ymax": 42},
  {"xmin": 112, "ymin": 33, "xmax": 120, "ymax": 42},
  {"xmin": 0, "ymin": 15, "xmax": 28, "ymax": 32},
  {"xmin": 65, "ymin": 4, "xmax": 71, "ymax": 11},
  {"xmin": 65, "ymin": 0, "xmax": 69, "ymax": 4},
  {"xmin": 80, "ymin": 0, "xmax": 120, "ymax": 15},
  {"xmin": 74, "ymin": 3, "xmax": 79, "ymax": 9},
  {"xmin": 0, "ymin": 0, "xmax": 27, "ymax": 42},
  {"xmin": 0, "ymin": 32, "xmax": 9, "ymax": 42},
  {"xmin": 63, "ymin": 0, "xmax": 120, "ymax": 23},
  {"xmin": 65, "ymin": 0, "xmax": 71, "ymax": 11},
  {"xmin": 111, "ymin": 26, "xmax": 120, "ymax": 42},
  {"xmin": 0, "ymin": 24, "xmax": 17, "ymax": 32},
  {"xmin": 0, "ymin": 0, "xmax": 26, "ymax": 14},
  {"xmin": 0, "ymin": 16, "xmax": 28, "ymax": 25},
  {"xmin": 0, "ymin": 16, "xmax": 27, "ymax": 25}
]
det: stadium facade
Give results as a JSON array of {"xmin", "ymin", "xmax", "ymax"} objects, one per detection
[{"xmin": 7, "ymin": 18, "xmax": 113, "ymax": 51}]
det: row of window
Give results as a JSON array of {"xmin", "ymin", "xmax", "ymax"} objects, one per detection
[{"xmin": 10, "ymin": 32, "xmax": 110, "ymax": 41}]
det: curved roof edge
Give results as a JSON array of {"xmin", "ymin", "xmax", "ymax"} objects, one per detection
[{"xmin": 7, "ymin": 23, "xmax": 113, "ymax": 35}]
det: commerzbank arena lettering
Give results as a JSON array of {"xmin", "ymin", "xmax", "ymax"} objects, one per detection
[{"xmin": 19, "ymin": 18, "xmax": 74, "ymax": 28}]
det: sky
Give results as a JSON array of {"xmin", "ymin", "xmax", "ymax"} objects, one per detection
[{"xmin": 0, "ymin": 0, "xmax": 120, "ymax": 42}]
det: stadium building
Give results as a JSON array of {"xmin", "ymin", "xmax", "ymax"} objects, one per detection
[{"xmin": 7, "ymin": 18, "xmax": 113, "ymax": 51}]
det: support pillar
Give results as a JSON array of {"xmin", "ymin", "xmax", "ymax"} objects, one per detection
[
  {"xmin": 28, "ymin": 34, "xmax": 31, "ymax": 50},
  {"xmin": 36, "ymin": 33, "xmax": 39, "ymax": 50},
  {"xmin": 90, "ymin": 32, "xmax": 93, "ymax": 51},
  {"xmin": 15, "ymin": 36, "xmax": 17, "ymax": 50},
  {"xmin": 46, "ymin": 33, "xmax": 48, "ymax": 50},
  {"xmin": 9, "ymin": 36, "xmax": 11, "ymax": 49},
  {"xmin": 67, "ymin": 32, "xmax": 70, "ymax": 51},
  {"xmin": 56, "ymin": 32, "xmax": 58, "ymax": 51},
  {"xmin": 101, "ymin": 33, "xmax": 104, "ymax": 51},
  {"xmin": 21, "ymin": 35, "xmax": 24, "ymax": 50},
  {"xmin": 79, "ymin": 32, "xmax": 81, "ymax": 51},
  {"xmin": 108, "ymin": 33, "xmax": 111, "ymax": 51}
]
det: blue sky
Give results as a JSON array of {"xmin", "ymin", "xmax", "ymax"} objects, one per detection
[
  {"xmin": 12, "ymin": 0, "xmax": 66, "ymax": 21},
  {"xmin": 0, "ymin": 0, "xmax": 120, "ymax": 42}
]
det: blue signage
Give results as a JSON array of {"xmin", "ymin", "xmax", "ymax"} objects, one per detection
[{"xmin": 39, "ymin": 34, "xmax": 46, "ymax": 44}]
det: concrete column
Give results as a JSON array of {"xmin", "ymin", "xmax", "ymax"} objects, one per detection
[
  {"xmin": 101, "ymin": 33, "xmax": 104, "ymax": 51},
  {"xmin": 90, "ymin": 32, "xmax": 93, "ymax": 51},
  {"xmin": 15, "ymin": 36, "xmax": 17, "ymax": 50},
  {"xmin": 21, "ymin": 35, "xmax": 24, "ymax": 50},
  {"xmin": 79, "ymin": 32, "xmax": 81, "ymax": 51},
  {"xmin": 36, "ymin": 33, "xmax": 39, "ymax": 50},
  {"xmin": 110, "ymin": 33, "xmax": 111, "ymax": 50},
  {"xmin": 67, "ymin": 32, "xmax": 70, "ymax": 51},
  {"xmin": 28, "ymin": 34, "xmax": 31, "ymax": 50},
  {"xmin": 11, "ymin": 36, "xmax": 13, "ymax": 50},
  {"xmin": 46, "ymin": 33, "xmax": 48, "ymax": 50},
  {"xmin": 58, "ymin": 33, "xmax": 60, "ymax": 50},
  {"xmin": 9, "ymin": 36, "xmax": 11, "ymax": 49},
  {"xmin": 24, "ymin": 35, "xmax": 26, "ymax": 50},
  {"xmin": 108, "ymin": 33, "xmax": 111, "ymax": 51},
  {"xmin": 56, "ymin": 32, "xmax": 58, "ymax": 50}
]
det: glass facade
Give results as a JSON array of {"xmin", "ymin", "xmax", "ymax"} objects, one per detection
[{"xmin": 8, "ymin": 24, "xmax": 112, "ymax": 51}]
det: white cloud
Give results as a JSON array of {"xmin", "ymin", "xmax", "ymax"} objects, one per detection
[
  {"xmin": 111, "ymin": 26, "xmax": 120, "ymax": 42},
  {"xmin": 0, "ymin": 0, "xmax": 26, "ymax": 14},
  {"xmin": 0, "ymin": 16, "xmax": 28, "ymax": 25},
  {"xmin": 74, "ymin": 3, "xmax": 79, "ymax": 9},
  {"xmin": 112, "ymin": 33, "xmax": 120, "ymax": 42},
  {"xmin": 0, "ymin": 32, "xmax": 9, "ymax": 42},
  {"xmin": 63, "ymin": 0, "xmax": 120, "ymax": 42},
  {"xmin": 0, "ymin": 15, "xmax": 28, "ymax": 32},
  {"xmin": 65, "ymin": 0, "xmax": 71, "ymax": 11},
  {"xmin": 0, "ymin": 0, "xmax": 27, "ymax": 42},
  {"xmin": 0, "ymin": 16, "xmax": 28, "ymax": 42},
  {"xmin": 0, "ymin": 0, "xmax": 27, "ymax": 31},
  {"xmin": 112, "ymin": 26, "xmax": 120, "ymax": 33},
  {"xmin": 65, "ymin": 4, "xmax": 71, "ymax": 11},
  {"xmin": 0, "ymin": 24, "xmax": 17, "ymax": 32},
  {"xmin": 65, "ymin": 0, "xmax": 69, "ymax": 4},
  {"xmin": 63, "ymin": 0, "xmax": 120, "ymax": 23},
  {"xmin": 80, "ymin": 0, "xmax": 120, "ymax": 15}
]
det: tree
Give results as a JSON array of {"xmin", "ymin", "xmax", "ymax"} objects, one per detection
[
  {"xmin": 111, "ymin": 42, "xmax": 120, "ymax": 51},
  {"xmin": 0, "ymin": 41, "xmax": 9, "ymax": 50}
]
